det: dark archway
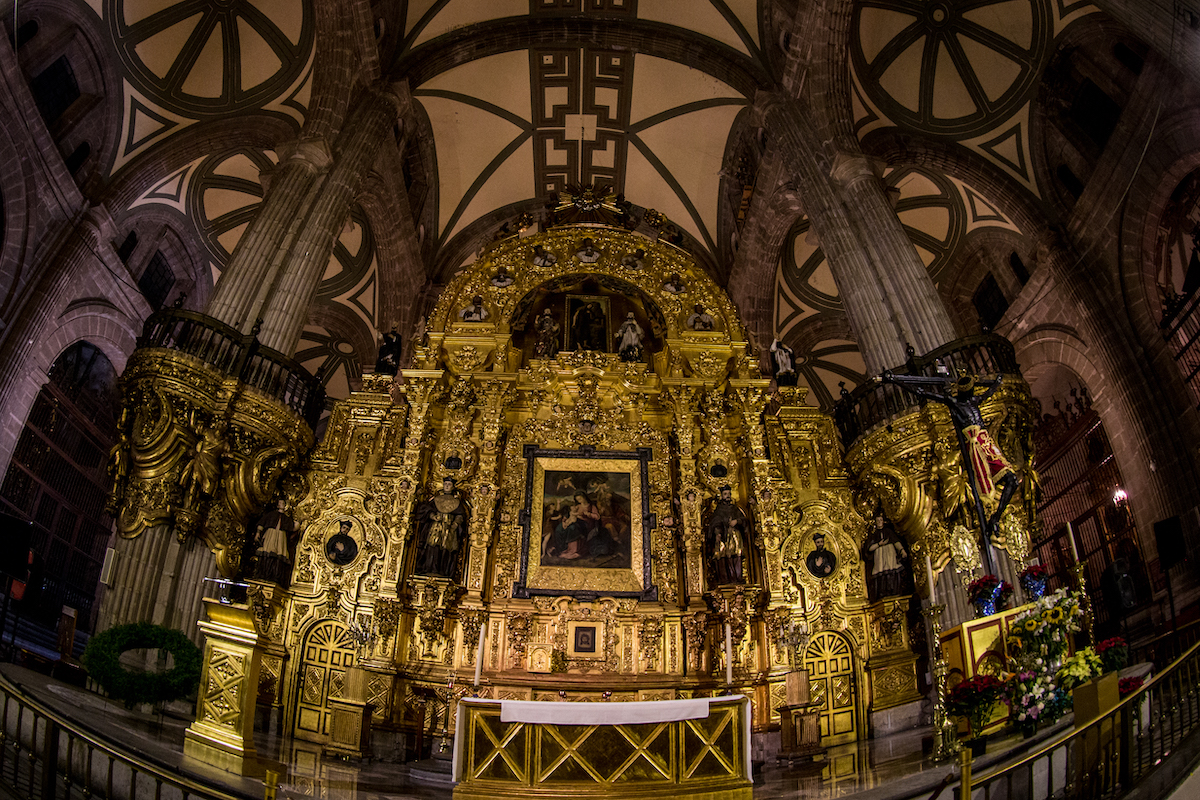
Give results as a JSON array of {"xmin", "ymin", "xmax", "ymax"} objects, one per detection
[{"xmin": 0, "ymin": 341, "xmax": 119, "ymax": 633}]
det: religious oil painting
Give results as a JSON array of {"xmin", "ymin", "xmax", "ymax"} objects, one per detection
[
  {"xmin": 518, "ymin": 450, "xmax": 653, "ymax": 598},
  {"xmin": 565, "ymin": 294, "xmax": 611, "ymax": 352},
  {"xmin": 539, "ymin": 467, "xmax": 632, "ymax": 569}
]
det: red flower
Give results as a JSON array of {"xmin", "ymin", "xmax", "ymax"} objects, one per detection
[
  {"xmin": 1020, "ymin": 565, "xmax": 1049, "ymax": 581},
  {"xmin": 1097, "ymin": 637, "xmax": 1127, "ymax": 655},
  {"xmin": 1119, "ymin": 676, "xmax": 1144, "ymax": 696}
]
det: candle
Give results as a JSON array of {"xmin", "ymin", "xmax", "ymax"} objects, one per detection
[
  {"xmin": 1067, "ymin": 522, "xmax": 1079, "ymax": 561},
  {"xmin": 474, "ymin": 622, "xmax": 485, "ymax": 686},
  {"xmin": 925, "ymin": 554, "xmax": 936, "ymax": 602},
  {"xmin": 724, "ymin": 622, "xmax": 733, "ymax": 686}
]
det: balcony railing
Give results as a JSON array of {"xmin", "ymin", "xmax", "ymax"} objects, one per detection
[
  {"xmin": 832, "ymin": 334, "xmax": 1022, "ymax": 447},
  {"xmin": 0, "ymin": 669, "xmax": 258, "ymax": 800},
  {"xmin": 138, "ymin": 309, "xmax": 324, "ymax": 428},
  {"xmin": 1161, "ymin": 287, "xmax": 1200, "ymax": 408},
  {"xmin": 963, "ymin": 639, "xmax": 1200, "ymax": 800}
]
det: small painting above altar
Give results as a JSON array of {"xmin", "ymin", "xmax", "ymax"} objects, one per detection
[{"xmin": 516, "ymin": 448, "xmax": 654, "ymax": 598}]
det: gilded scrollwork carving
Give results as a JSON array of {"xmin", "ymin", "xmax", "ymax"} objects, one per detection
[{"xmin": 111, "ymin": 349, "xmax": 314, "ymax": 577}]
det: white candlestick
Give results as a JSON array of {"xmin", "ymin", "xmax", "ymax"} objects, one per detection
[
  {"xmin": 926, "ymin": 554, "xmax": 936, "ymax": 602},
  {"xmin": 474, "ymin": 622, "xmax": 485, "ymax": 686},
  {"xmin": 724, "ymin": 622, "xmax": 733, "ymax": 686},
  {"xmin": 1067, "ymin": 522, "xmax": 1079, "ymax": 561}
]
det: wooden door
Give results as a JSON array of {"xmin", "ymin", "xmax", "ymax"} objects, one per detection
[
  {"xmin": 294, "ymin": 621, "xmax": 357, "ymax": 741},
  {"xmin": 803, "ymin": 631, "xmax": 858, "ymax": 745}
]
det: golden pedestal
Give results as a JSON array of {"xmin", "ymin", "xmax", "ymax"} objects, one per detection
[
  {"xmin": 183, "ymin": 597, "xmax": 266, "ymax": 776},
  {"xmin": 1074, "ymin": 672, "xmax": 1119, "ymax": 790}
]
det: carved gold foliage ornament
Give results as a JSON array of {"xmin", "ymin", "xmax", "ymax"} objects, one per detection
[
  {"xmin": 110, "ymin": 349, "xmax": 313, "ymax": 576},
  {"xmin": 949, "ymin": 524, "xmax": 982, "ymax": 574}
]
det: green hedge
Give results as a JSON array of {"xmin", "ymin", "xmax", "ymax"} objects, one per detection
[{"xmin": 82, "ymin": 623, "xmax": 202, "ymax": 706}]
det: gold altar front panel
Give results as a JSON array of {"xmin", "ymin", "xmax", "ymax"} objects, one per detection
[{"xmin": 454, "ymin": 698, "xmax": 752, "ymax": 800}]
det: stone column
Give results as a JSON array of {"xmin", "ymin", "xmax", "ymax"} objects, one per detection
[
  {"xmin": 256, "ymin": 86, "xmax": 400, "ymax": 353},
  {"xmin": 760, "ymin": 95, "xmax": 957, "ymax": 372},
  {"xmin": 203, "ymin": 144, "xmax": 330, "ymax": 332}
]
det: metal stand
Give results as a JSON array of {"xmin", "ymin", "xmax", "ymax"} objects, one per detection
[
  {"xmin": 923, "ymin": 603, "xmax": 959, "ymax": 761},
  {"xmin": 1072, "ymin": 562, "xmax": 1094, "ymax": 644}
]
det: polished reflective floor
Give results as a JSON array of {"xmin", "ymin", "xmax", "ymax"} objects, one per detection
[{"xmin": 11, "ymin": 664, "xmax": 1058, "ymax": 799}]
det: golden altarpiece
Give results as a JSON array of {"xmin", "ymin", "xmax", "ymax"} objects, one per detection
[{"xmin": 107, "ymin": 211, "xmax": 1042, "ymax": 766}]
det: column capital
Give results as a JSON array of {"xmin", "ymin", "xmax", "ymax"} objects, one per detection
[
  {"xmin": 829, "ymin": 151, "xmax": 886, "ymax": 189},
  {"xmin": 277, "ymin": 137, "xmax": 334, "ymax": 174}
]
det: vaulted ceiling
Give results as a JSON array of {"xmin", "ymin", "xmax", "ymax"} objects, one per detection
[{"xmin": 75, "ymin": 0, "xmax": 1103, "ymax": 408}]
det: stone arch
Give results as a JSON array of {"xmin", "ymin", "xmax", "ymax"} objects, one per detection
[{"xmin": 14, "ymin": 0, "xmax": 125, "ymax": 190}]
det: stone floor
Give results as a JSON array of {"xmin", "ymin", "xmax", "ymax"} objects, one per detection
[{"xmin": 2, "ymin": 663, "xmax": 1070, "ymax": 799}]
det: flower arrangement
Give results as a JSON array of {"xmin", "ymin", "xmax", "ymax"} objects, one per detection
[
  {"xmin": 1005, "ymin": 589, "xmax": 1082, "ymax": 670},
  {"xmin": 1056, "ymin": 647, "xmax": 1103, "ymax": 692},
  {"xmin": 968, "ymin": 575, "xmax": 1002, "ymax": 603},
  {"xmin": 1006, "ymin": 671, "xmax": 1053, "ymax": 725},
  {"xmin": 947, "ymin": 675, "xmax": 1007, "ymax": 739},
  {"xmin": 1096, "ymin": 636, "xmax": 1129, "ymax": 673},
  {"xmin": 1019, "ymin": 564, "xmax": 1049, "ymax": 582},
  {"xmin": 1019, "ymin": 564, "xmax": 1050, "ymax": 598},
  {"xmin": 1119, "ymin": 676, "xmax": 1144, "ymax": 697}
]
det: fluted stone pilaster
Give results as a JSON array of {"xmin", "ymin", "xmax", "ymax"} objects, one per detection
[
  {"xmin": 257, "ymin": 86, "xmax": 399, "ymax": 352},
  {"xmin": 760, "ymin": 96, "xmax": 957, "ymax": 373}
]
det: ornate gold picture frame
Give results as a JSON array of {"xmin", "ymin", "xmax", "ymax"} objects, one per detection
[{"xmin": 515, "ymin": 446, "xmax": 656, "ymax": 599}]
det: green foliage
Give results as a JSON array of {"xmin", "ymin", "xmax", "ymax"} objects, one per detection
[{"xmin": 82, "ymin": 623, "xmax": 202, "ymax": 706}]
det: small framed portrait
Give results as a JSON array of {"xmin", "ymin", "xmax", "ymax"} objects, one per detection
[
  {"xmin": 567, "ymin": 621, "xmax": 603, "ymax": 658},
  {"xmin": 325, "ymin": 519, "xmax": 359, "ymax": 566}
]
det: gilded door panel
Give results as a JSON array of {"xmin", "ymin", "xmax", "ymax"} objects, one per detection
[
  {"xmin": 804, "ymin": 631, "xmax": 858, "ymax": 745},
  {"xmin": 294, "ymin": 621, "xmax": 356, "ymax": 742}
]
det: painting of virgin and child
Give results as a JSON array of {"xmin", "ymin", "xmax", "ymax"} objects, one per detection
[{"xmin": 540, "ymin": 470, "xmax": 632, "ymax": 569}]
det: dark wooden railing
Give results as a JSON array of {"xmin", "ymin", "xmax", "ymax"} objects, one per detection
[
  {"xmin": 832, "ymin": 334, "xmax": 1022, "ymax": 447},
  {"xmin": 138, "ymin": 309, "xmax": 324, "ymax": 428}
]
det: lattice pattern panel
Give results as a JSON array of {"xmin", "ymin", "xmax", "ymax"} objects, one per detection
[
  {"xmin": 200, "ymin": 649, "xmax": 246, "ymax": 727},
  {"xmin": 456, "ymin": 698, "xmax": 750, "ymax": 796}
]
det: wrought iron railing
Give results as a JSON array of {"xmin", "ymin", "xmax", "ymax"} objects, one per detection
[
  {"xmin": 962, "ymin": 639, "xmax": 1200, "ymax": 800},
  {"xmin": 832, "ymin": 334, "xmax": 1022, "ymax": 447},
  {"xmin": 138, "ymin": 309, "xmax": 324, "ymax": 427},
  {"xmin": 0, "ymin": 669, "xmax": 262, "ymax": 800}
]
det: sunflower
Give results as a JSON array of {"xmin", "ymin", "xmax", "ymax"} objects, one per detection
[
  {"xmin": 1025, "ymin": 619, "xmax": 1038, "ymax": 632},
  {"xmin": 1041, "ymin": 610, "xmax": 1053, "ymax": 622},
  {"xmin": 1048, "ymin": 607, "xmax": 1065, "ymax": 623}
]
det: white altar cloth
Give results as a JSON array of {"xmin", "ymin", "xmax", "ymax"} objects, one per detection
[{"xmin": 498, "ymin": 696, "xmax": 715, "ymax": 725}]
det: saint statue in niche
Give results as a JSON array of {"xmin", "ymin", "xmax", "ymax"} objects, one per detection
[
  {"xmin": 251, "ymin": 499, "xmax": 302, "ymax": 587},
  {"xmin": 615, "ymin": 312, "xmax": 644, "ymax": 362},
  {"xmin": 705, "ymin": 485, "xmax": 748, "ymax": 585},
  {"xmin": 415, "ymin": 477, "xmax": 469, "ymax": 579},
  {"xmin": 459, "ymin": 295, "xmax": 489, "ymax": 322},
  {"xmin": 533, "ymin": 308, "xmax": 560, "ymax": 358},
  {"xmin": 861, "ymin": 516, "xmax": 910, "ymax": 601},
  {"xmin": 687, "ymin": 303, "xmax": 714, "ymax": 331}
]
